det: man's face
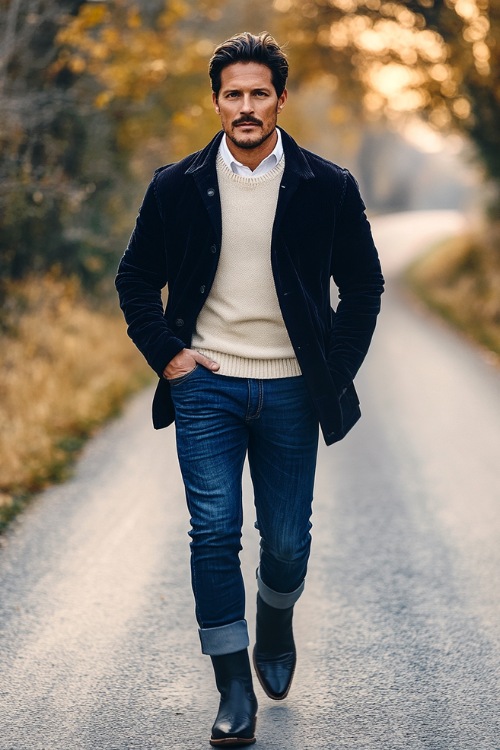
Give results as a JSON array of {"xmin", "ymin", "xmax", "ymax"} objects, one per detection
[{"xmin": 213, "ymin": 62, "xmax": 287, "ymax": 150}]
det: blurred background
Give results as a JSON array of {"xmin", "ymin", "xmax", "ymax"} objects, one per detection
[{"xmin": 1, "ymin": 0, "xmax": 499, "ymax": 523}]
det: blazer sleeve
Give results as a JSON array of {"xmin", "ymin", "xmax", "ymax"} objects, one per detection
[
  {"xmin": 115, "ymin": 172, "xmax": 185, "ymax": 377},
  {"xmin": 328, "ymin": 170, "xmax": 385, "ymax": 390}
]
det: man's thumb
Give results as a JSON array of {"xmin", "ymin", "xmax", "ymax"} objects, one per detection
[{"xmin": 194, "ymin": 351, "xmax": 220, "ymax": 371}]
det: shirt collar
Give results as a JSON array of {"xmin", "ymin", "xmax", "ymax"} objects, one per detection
[{"xmin": 219, "ymin": 128, "xmax": 283, "ymax": 176}]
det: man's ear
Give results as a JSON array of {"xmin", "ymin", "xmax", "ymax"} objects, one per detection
[
  {"xmin": 212, "ymin": 91, "xmax": 220, "ymax": 114},
  {"xmin": 277, "ymin": 88, "xmax": 288, "ymax": 113}
]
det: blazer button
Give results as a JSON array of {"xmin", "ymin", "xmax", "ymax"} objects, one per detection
[
  {"xmin": 175, "ymin": 318, "xmax": 184, "ymax": 327},
  {"xmin": 200, "ymin": 285, "xmax": 205, "ymax": 294},
  {"xmin": 207, "ymin": 188, "xmax": 215, "ymax": 196},
  {"xmin": 210, "ymin": 244, "xmax": 217, "ymax": 253}
]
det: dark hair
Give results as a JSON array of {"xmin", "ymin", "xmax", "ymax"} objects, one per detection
[{"xmin": 209, "ymin": 32, "xmax": 288, "ymax": 98}]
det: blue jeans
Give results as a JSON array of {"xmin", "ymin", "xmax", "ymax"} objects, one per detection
[{"xmin": 170, "ymin": 366, "xmax": 319, "ymax": 655}]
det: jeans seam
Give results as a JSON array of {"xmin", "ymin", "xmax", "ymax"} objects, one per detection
[
  {"xmin": 245, "ymin": 379, "xmax": 264, "ymax": 421},
  {"xmin": 256, "ymin": 380, "xmax": 263, "ymax": 419}
]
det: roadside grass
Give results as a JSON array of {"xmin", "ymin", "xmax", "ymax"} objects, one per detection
[
  {"xmin": 0, "ymin": 274, "xmax": 152, "ymax": 531},
  {"xmin": 405, "ymin": 227, "xmax": 500, "ymax": 361}
]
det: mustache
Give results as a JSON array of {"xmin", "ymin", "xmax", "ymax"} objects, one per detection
[{"xmin": 232, "ymin": 116, "xmax": 263, "ymax": 127}]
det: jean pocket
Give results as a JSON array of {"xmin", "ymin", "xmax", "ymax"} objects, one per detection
[{"xmin": 167, "ymin": 364, "xmax": 199, "ymax": 387}]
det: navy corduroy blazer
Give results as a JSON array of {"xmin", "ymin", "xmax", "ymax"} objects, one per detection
[{"xmin": 115, "ymin": 128, "xmax": 384, "ymax": 445}]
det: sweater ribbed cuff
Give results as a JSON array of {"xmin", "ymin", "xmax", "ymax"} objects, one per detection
[{"xmin": 196, "ymin": 349, "xmax": 302, "ymax": 379}]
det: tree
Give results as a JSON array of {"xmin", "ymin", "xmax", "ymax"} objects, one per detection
[
  {"xmin": 407, "ymin": 0, "xmax": 500, "ymax": 192},
  {"xmin": 0, "ymin": 0, "xmax": 225, "ymax": 287},
  {"xmin": 275, "ymin": 0, "xmax": 499, "ymax": 204},
  {"xmin": 0, "ymin": 0, "xmax": 93, "ymax": 282},
  {"xmin": 53, "ymin": 0, "xmax": 227, "ymax": 164}
]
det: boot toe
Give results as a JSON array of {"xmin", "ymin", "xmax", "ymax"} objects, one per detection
[{"xmin": 253, "ymin": 647, "xmax": 296, "ymax": 700}]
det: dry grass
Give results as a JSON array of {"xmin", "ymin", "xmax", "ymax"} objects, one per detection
[
  {"xmin": 406, "ymin": 225, "xmax": 500, "ymax": 359},
  {"xmin": 0, "ymin": 274, "xmax": 152, "ymax": 529}
]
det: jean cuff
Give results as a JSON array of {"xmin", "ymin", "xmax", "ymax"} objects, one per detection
[
  {"xmin": 256, "ymin": 568, "xmax": 305, "ymax": 609},
  {"xmin": 198, "ymin": 619, "xmax": 249, "ymax": 655}
]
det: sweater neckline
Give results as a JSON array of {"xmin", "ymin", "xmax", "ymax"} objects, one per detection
[{"xmin": 216, "ymin": 151, "xmax": 285, "ymax": 185}]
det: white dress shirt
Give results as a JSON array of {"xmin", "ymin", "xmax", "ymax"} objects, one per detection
[{"xmin": 218, "ymin": 127, "xmax": 283, "ymax": 177}]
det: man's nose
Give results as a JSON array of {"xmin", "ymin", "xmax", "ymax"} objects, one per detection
[{"xmin": 240, "ymin": 95, "xmax": 254, "ymax": 113}]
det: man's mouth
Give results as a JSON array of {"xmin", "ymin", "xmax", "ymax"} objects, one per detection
[{"xmin": 234, "ymin": 119, "xmax": 262, "ymax": 127}]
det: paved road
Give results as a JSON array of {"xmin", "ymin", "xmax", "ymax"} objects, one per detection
[{"xmin": 2, "ymin": 211, "xmax": 500, "ymax": 750}]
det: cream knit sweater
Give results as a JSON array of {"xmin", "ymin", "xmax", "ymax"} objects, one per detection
[{"xmin": 192, "ymin": 153, "xmax": 301, "ymax": 379}]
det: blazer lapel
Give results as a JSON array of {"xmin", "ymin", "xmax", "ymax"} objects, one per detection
[
  {"xmin": 185, "ymin": 132, "xmax": 224, "ymax": 243},
  {"xmin": 273, "ymin": 129, "xmax": 315, "ymax": 236}
]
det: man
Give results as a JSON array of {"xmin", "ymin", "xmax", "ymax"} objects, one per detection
[{"xmin": 116, "ymin": 32, "xmax": 384, "ymax": 747}]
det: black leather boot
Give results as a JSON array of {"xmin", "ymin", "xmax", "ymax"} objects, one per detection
[
  {"xmin": 253, "ymin": 594, "xmax": 296, "ymax": 700},
  {"xmin": 210, "ymin": 649, "xmax": 258, "ymax": 747}
]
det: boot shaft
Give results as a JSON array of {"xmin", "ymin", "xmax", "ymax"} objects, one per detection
[
  {"xmin": 256, "ymin": 594, "xmax": 295, "ymax": 653},
  {"xmin": 211, "ymin": 648, "xmax": 255, "ymax": 695}
]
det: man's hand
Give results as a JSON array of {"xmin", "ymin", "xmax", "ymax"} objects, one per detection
[{"xmin": 163, "ymin": 348, "xmax": 219, "ymax": 380}]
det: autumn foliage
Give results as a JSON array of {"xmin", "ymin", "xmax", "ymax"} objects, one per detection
[
  {"xmin": 0, "ymin": 0, "xmax": 224, "ymax": 287},
  {"xmin": 1, "ymin": 0, "xmax": 500, "ymax": 291},
  {"xmin": 276, "ymin": 0, "xmax": 500, "ymax": 197}
]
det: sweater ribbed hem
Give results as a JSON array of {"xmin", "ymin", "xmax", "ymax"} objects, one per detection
[{"xmin": 197, "ymin": 349, "xmax": 302, "ymax": 379}]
